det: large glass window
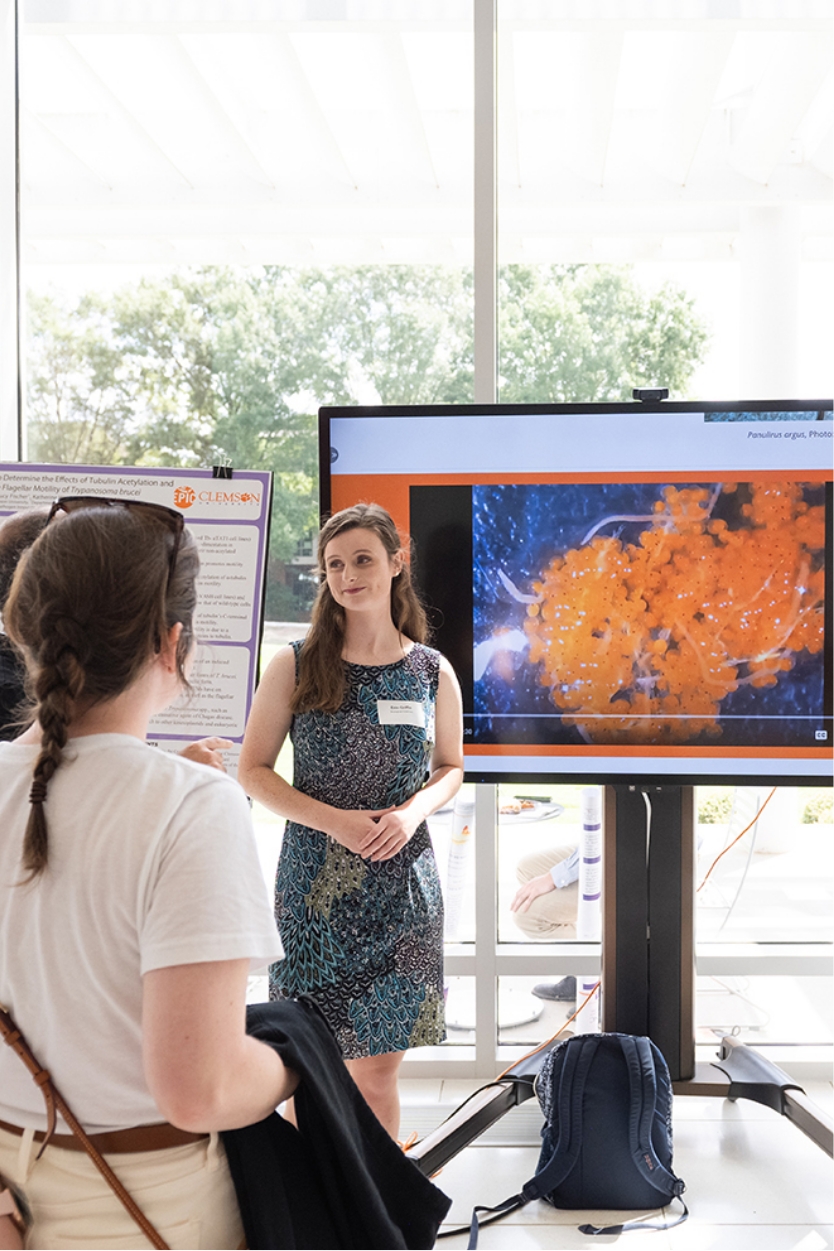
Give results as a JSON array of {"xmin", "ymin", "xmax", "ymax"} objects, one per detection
[
  {"xmin": 497, "ymin": 0, "xmax": 833, "ymax": 402},
  {"xmin": 6, "ymin": 0, "xmax": 831, "ymax": 1076},
  {"xmin": 18, "ymin": 0, "xmax": 474, "ymax": 620}
]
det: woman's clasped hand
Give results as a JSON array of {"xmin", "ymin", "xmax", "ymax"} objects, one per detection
[{"xmin": 342, "ymin": 802, "xmax": 428, "ymax": 861}]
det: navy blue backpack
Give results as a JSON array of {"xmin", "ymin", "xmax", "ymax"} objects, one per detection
[{"xmin": 462, "ymin": 1032, "xmax": 688, "ymax": 1247}]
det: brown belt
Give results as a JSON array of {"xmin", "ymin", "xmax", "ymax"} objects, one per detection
[{"xmin": 0, "ymin": 1117, "xmax": 207, "ymax": 1154}]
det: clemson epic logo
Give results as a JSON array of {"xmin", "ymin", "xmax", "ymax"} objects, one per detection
[{"xmin": 173, "ymin": 486, "xmax": 196, "ymax": 508}]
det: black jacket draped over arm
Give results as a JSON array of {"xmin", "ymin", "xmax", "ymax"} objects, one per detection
[{"xmin": 221, "ymin": 998, "xmax": 451, "ymax": 1250}]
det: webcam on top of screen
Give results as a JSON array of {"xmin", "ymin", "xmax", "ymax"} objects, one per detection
[{"xmin": 632, "ymin": 388, "xmax": 669, "ymax": 402}]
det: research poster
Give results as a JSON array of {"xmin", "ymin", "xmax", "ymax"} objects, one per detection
[{"xmin": 0, "ymin": 463, "xmax": 273, "ymax": 777}]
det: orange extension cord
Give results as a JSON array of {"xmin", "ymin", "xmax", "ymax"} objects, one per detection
[{"xmin": 696, "ymin": 786, "xmax": 777, "ymax": 892}]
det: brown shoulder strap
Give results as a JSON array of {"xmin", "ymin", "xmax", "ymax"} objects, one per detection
[
  {"xmin": 0, "ymin": 1006, "xmax": 57, "ymax": 1155},
  {"xmin": 0, "ymin": 1004, "xmax": 169, "ymax": 1250}
]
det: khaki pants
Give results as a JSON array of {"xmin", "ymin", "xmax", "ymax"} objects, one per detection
[
  {"xmin": 0, "ymin": 1125, "xmax": 243, "ymax": 1250},
  {"xmin": 513, "ymin": 844, "xmax": 578, "ymax": 939}
]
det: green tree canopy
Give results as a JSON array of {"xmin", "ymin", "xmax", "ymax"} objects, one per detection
[
  {"xmin": 25, "ymin": 262, "xmax": 708, "ymax": 615},
  {"xmin": 498, "ymin": 265, "xmax": 708, "ymax": 403},
  {"xmin": 27, "ymin": 290, "xmax": 136, "ymax": 465}
]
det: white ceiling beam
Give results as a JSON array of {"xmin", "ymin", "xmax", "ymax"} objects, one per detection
[
  {"xmin": 657, "ymin": 30, "xmax": 735, "ymax": 186},
  {"xmin": 273, "ymin": 31, "xmax": 359, "ymax": 189},
  {"xmin": 21, "ymin": 104, "xmax": 112, "ymax": 188},
  {"xmin": 379, "ymin": 31, "xmax": 439, "ymax": 188},
  {"xmin": 171, "ymin": 35, "xmax": 277, "ymax": 189},
  {"xmin": 794, "ymin": 68, "xmax": 833, "ymax": 174},
  {"xmin": 18, "ymin": 144, "xmax": 832, "ymax": 221},
  {"xmin": 22, "ymin": 229, "xmax": 829, "ymax": 269},
  {"xmin": 730, "ymin": 33, "xmax": 832, "ymax": 184},
  {"xmin": 20, "ymin": 8, "xmax": 832, "ymax": 36},
  {"xmin": 62, "ymin": 33, "xmax": 194, "ymax": 187},
  {"xmin": 22, "ymin": 196, "xmax": 830, "ymax": 241},
  {"xmin": 581, "ymin": 30, "xmax": 622, "ymax": 187}
]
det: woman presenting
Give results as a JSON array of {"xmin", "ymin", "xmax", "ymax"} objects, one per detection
[{"xmin": 240, "ymin": 503, "xmax": 463, "ymax": 1138}]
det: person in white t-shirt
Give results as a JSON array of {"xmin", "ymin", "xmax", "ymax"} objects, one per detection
[{"xmin": 0, "ymin": 497, "xmax": 296, "ymax": 1250}]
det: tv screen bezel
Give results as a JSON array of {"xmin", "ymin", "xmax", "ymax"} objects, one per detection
[{"xmin": 319, "ymin": 399, "xmax": 833, "ymax": 790}]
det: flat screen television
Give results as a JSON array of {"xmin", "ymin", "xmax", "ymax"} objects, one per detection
[{"xmin": 319, "ymin": 400, "xmax": 832, "ymax": 787}]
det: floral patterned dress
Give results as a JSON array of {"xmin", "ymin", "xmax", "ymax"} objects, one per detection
[{"xmin": 269, "ymin": 641, "xmax": 446, "ymax": 1058}]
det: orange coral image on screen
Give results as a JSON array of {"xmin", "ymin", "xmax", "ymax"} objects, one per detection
[{"xmin": 512, "ymin": 481, "xmax": 825, "ymax": 745}]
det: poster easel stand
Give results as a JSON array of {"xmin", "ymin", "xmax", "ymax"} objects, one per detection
[{"xmin": 410, "ymin": 782, "xmax": 832, "ymax": 1177}]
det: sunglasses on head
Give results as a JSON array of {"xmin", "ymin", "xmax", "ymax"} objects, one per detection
[{"xmin": 47, "ymin": 496, "xmax": 185, "ymax": 589}]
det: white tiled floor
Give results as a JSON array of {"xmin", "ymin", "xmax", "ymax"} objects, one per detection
[{"xmin": 398, "ymin": 1077, "xmax": 834, "ymax": 1251}]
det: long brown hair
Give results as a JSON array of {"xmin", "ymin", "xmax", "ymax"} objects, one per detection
[
  {"xmin": 4, "ymin": 506, "xmax": 199, "ymax": 880},
  {"xmin": 292, "ymin": 503, "xmax": 429, "ymax": 714},
  {"xmin": 0, "ymin": 509, "xmax": 48, "ymax": 611}
]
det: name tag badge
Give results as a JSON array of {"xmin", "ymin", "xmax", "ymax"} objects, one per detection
[{"xmin": 377, "ymin": 700, "xmax": 425, "ymax": 728}]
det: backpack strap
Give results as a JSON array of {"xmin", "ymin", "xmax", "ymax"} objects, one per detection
[
  {"xmin": 522, "ymin": 1034, "xmax": 601, "ymax": 1202},
  {"xmin": 434, "ymin": 1193, "xmax": 527, "ymax": 1249},
  {"xmin": 619, "ymin": 1034, "xmax": 685, "ymax": 1201},
  {"xmin": 579, "ymin": 1195, "xmax": 689, "ymax": 1236}
]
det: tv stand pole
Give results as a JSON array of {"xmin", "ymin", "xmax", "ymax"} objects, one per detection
[{"xmin": 602, "ymin": 783, "xmax": 695, "ymax": 1081}]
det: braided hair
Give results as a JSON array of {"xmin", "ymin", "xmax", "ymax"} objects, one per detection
[{"xmin": 4, "ymin": 506, "xmax": 199, "ymax": 880}]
